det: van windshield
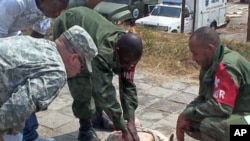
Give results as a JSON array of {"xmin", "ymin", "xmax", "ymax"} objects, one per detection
[
  {"xmin": 103, "ymin": 0, "xmax": 128, "ymax": 4},
  {"xmin": 151, "ymin": 6, "xmax": 181, "ymax": 18}
]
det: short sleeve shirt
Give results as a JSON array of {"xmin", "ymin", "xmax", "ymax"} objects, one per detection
[{"xmin": 0, "ymin": 0, "xmax": 50, "ymax": 37}]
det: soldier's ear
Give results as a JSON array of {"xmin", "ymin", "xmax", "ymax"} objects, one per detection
[
  {"xmin": 69, "ymin": 53, "xmax": 79, "ymax": 65},
  {"xmin": 207, "ymin": 43, "xmax": 216, "ymax": 53}
]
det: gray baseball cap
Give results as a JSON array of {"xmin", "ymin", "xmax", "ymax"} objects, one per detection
[{"xmin": 63, "ymin": 25, "xmax": 98, "ymax": 72}]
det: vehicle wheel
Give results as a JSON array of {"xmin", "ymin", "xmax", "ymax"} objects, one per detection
[
  {"xmin": 171, "ymin": 30, "xmax": 178, "ymax": 33},
  {"xmin": 210, "ymin": 22, "xmax": 217, "ymax": 30}
]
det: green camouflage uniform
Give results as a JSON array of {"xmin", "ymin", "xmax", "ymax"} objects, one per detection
[
  {"xmin": 182, "ymin": 45, "xmax": 250, "ymax": 141},
  {"xmin": 53, "ymin": 7, "xmax": 138, "ymax": 130},
  {"xmin": 0, "ymin": 36, "xmax": 66, "ymax": 134},
  {"xmin": 67, "ymin": 0, "xmax": 86, "ymax": 9}
]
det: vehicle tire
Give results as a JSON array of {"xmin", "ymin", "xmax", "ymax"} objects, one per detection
[
  {"xmin": 171, "ymin": 30, "xmax": 178, "ymax": 33},
  {"xmin": 210, "ymin": 22, "xmax": 217, "ymax": 30}
]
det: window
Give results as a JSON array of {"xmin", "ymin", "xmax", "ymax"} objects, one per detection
[
  {"xmin": 151, "ymin": 6, "xmax": 181, "ymax": 18},
  {"xmin": 212, "ymin": 0, "xmax": 219, "ymax": 3},
  {"xmin": 103, "ymin": 0, "xmax": 129, "ymax": 4}
]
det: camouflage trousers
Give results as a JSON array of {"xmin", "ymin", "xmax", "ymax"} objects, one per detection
[{"xmin": 186, "ymin": 114, "xmax": 247, "ymax": 141}]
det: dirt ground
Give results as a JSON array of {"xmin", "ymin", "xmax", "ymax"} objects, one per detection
[
  {"xmin": 218, "ymin": 23, "xmax": 248, "ymax": 43},
  {"xmin": 218, "ymin": 1, "xmax": 249, "ymax": 42}
]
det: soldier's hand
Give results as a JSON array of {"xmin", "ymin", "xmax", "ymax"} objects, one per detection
[
  {"xmin": 127, "ymin": 118, "xmax": 140, "ymax": 141},
  {"xmin": 122, "ymin": 129, "xmax": 133, "ymax": 141},
  {"xmin": 176, "ymin": 114, "xmax": 190, "ymax": 141}
]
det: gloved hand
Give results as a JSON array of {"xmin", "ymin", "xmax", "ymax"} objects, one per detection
[{"xmin": 122, "ymin": 118, "xmax": 140, "ymax": 141}]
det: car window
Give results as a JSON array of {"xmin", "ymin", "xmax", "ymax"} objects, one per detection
[
  {"xmin": 103, "ymin": 0, "xmax": 129, "ymax": 4},
  {"xmin": 151, "ymin": 6, "xmax": 181, "ymax": 18}
]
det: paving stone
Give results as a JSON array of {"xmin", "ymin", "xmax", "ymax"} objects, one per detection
[
  {"xmin": 150, "ymin": 98, "xmax": 187, "ymax": 114},
  {"xmin": 59, "ymin": 93, "xmax": 73, "ymax": 101},
  {"xmin": 136, "ymin": 94, "xmax": 160, "ymax": 111},
  {"xmin": 37, "ymin": 111, "xmax": 74, "ymax": 129},
  {"xmin": 135, "ymin": 73, "xmax": 153, "ymax": 83},
  {"xmin": 154, "ymin": 114, "xmax": 179, "ymax": 129},
  {"xmin": 136, "ymin": 108, "xmax": 169, "ymax": 128},
  {"xmin": 52, "ymin": 119, "xmax": 79, "ymax": 136},
  {"xmin": 37, "ymin": 125, "xmax": 61, "ymax": 138},
  {"xmin": 182, "ymin": 85, "xmax": 199, "ymax": 95},
  {"xmin": 143, "ymin": 86, "xmax": 178, "ymax": 98},
  {"xmin": 57, "ymin": 105, "xmax": 75, "ymax": 117},
  {"xmin": 161, "ymin": 81, "xmax": 187, "ymax": 91},
  {"xmin": 177, "ymin": 78, "xmax": 199, "ymax": 84},
  {"xmin": 168, "ymin": 92, "xmax": 197, "ymax": 104},
  {"xmin": 136, "ymin": 82, "xmax": 152, "ymax": 90},
  {"xmin": 47, "ymin": 96, "xmax": 72, "ymax": 111}
]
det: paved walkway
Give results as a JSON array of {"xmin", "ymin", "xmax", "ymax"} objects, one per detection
[{"xmin": 36, "ymin": 71, "xmax": 200, "ymax": 141}]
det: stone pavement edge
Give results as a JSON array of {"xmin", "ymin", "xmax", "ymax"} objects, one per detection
[{"xmin": 36, "ymin": 71, "xmax": 200, "ymax": 141}]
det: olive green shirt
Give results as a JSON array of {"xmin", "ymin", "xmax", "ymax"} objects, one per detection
[
  {"xmin": 53, "ymin": 7, "xmax": 138, "ymax": 130},
  {"xmin": 184, "ymin": 45, "xmax": 250, "ymax": 121}
]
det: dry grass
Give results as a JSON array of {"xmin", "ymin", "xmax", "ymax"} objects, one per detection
[
  {"xmin": 130, "ymin": 25, "xmax": 250, "ymax": 80},
  {"xmin": 24, "ymin": 23, "xmax": 250, "ymax": 80},
  {"xmin": 222, "ymin": 39, "xmax": 250, "ymax": 58},
  {"xmin": 132, "ymin": 25, "xmax": 199, "ymax": 79}
]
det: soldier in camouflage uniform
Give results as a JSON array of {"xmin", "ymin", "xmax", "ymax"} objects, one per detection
[
  {"xmin": 176, "ymin": 27, "xmax": 250, "ymax": 141},
  {"xmin": 53, "ymin": 7, "xmax": 143, "ymax": 141},
  {"xmin": 0, "ymin": 25, "xmax": 97, "ymax": 140}
]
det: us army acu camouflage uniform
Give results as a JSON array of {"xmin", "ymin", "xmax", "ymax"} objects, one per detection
[
  {"xmin": 181, "ymin": 45, "xmax": 250, "ymax": 141},
  {"xmin": 53, "ymin": 7, "xmax": 138, "ymax": 130},
  {"xmin": 63, "ymin": 25, "xmax": 98, "ymax": 72},
  {"xmin": 0, "ymin": 36, "xmax": 66, "ymax": 134}
]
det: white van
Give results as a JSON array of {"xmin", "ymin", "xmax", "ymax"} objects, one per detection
[{"xmin": 135, "ymin": 0, "xmax": 228, "ymax": 33}]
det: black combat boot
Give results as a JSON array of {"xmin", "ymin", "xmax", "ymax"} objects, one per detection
[
  {"xmin": 78, "ymin": 119, "xmax": 101, "ymax": 141},
  {"xmin": 91, "ymin": 107, "xmax": 114, "ymax": 131}
]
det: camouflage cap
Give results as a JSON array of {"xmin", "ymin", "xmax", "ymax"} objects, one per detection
[{"xmin": 63, "ymin": 25, "xmax": 98, "ymax": 72}]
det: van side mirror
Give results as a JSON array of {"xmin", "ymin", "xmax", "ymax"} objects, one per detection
[
  {"xmin": 190, "ymin": 11, "xmax": 194, "ymax": 15},
  {"xmin": 189, "ymin": 11, "xmax": 194, "ymax": 18},
  {"xmin": 185, "ymin": 12, "xmax": 190, "ymax": 18}
]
